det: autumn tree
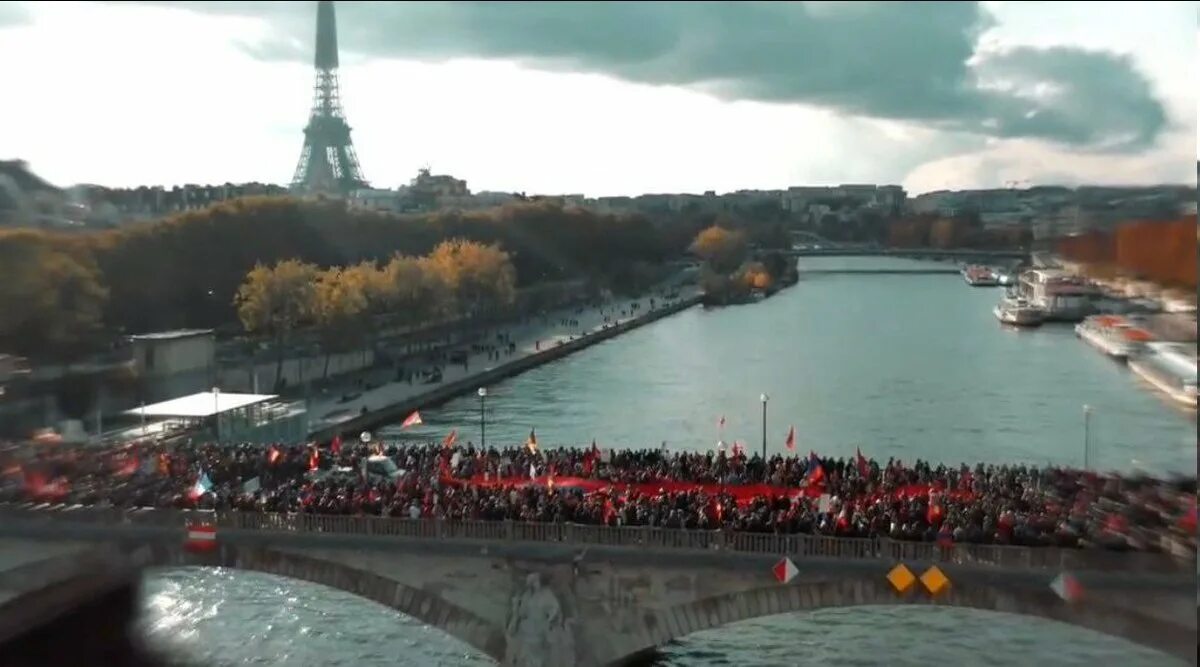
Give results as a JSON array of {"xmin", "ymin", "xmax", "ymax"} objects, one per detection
[
  {"xmin": 379, "ymin": 254, "xmax": 438, "ymax": 325},
  {"xmin": 312, "ymin": 267, "xmax": 369, "ymax": 378},
  {"xmin": 690, "ymin": 225, "xmax": 748, "ymax": 274},
  {"xmin": 0, "ymin": 195, "xmax": 694, "ymax": 345},
  {"xmin": 233, "ymin": 259, "xmax": 318, "ymax": 389},
  {"xmin": 737, "ymin": 261, "xmax": 773, "ymax": 290},
  {"xmin": 0, "ymin": 231, "xmax": 108, "ymax": 360},
  {"xmin": 425, "ymin": 239, "xmax": 517, "ymax": 319}
]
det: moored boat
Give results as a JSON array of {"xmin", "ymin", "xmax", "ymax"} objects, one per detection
[
  {"xmin": 993, "ymin": 295, "xmax": 1045, "ymax": 327},
  {"xmin": 1074, "ymin": 315, "xmax": 1154, "ymax": 360},
  {"xmin": 963, "ymin": 265, "xmax": 999, "ymax": 287},
  {"xmin": 1017, "ymin": 269, "xmax": 1098, "ymax": 322},
  {"xmin": 1128, "ymin": 342, "xmax": 1198, "ymax": 409}
]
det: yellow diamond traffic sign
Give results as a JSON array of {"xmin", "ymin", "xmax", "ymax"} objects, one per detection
[
  {"xmin": 887, "ymin": 564, "xmax": 915, "ymax": 593},
  {"xmin": 920, "ymin": 566, "xmax": 950, "ymax": 595}
]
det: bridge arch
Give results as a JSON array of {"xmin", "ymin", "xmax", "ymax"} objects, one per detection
[
  {"xmin": 127, "ymin": 542, "xmax": 507, "ymax": 661},
  {"xmin": 620, "ymin": 574, "xmax": 1193, "ymax": 666}
]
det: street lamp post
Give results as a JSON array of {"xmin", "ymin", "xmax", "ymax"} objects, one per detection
[
  {"xmin": 760, "ymin": 393, "xmax": 769, "ymax": 460},
  {"xmin": 1084, "ymin": 403, "xmax": 1094, "ymax": 472},
  {"xmin": 212, "ymin": 386, "xmax": 220, "ymax": 443},
  {"xmin": 478, "ymin": 387, "xmax": 488, "ymax": 449}
]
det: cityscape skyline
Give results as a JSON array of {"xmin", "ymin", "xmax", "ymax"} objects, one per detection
[{"xmin": 0, "ymin": 1, "xmax": 1195, "ymax": 197}]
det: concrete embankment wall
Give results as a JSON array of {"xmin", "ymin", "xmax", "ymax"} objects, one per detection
[
  {"xmin": 219, "ymin": 349, "xmax": 377, "ymax": 393},
  {"xmin": 310, "ymin": 295, "xmax": 701, "ymax": 441}
]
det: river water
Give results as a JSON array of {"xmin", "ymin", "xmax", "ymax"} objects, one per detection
[{"xmin": 140, "ymin": 257, "xmax": 1194, "ymax": 666}]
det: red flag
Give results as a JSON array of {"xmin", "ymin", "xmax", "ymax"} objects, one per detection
[
  {"xmin": 806, "ymin": 451, "xmax": 825, "ymax": 486},
  {"xmin": 401, "ymin": 411, "xmax": 423, "ymax": 428},
  {"xmin": 268, "ymin": 446, "xmax": 281, "ymax": 465},
  {"xmin": 330, "ymin": 435, "xmax": 342, "ymax": 455},
  {"xmin": 583, "ymin": 440, "xmax": 599, "ymax": 476},
  {"xmin": 526, "ymin": 428, "xmax": 538, "ymax": 452},
  {"xmin": 856, "ymin": 448, "xmax": 870, "ymax": 478},
  {"xmin": 1180, "ymin": 498, "xmax": 1197, "ymax": 534},
  {"xmin": 784, "ymin": 426, "xmax": 795, "ymax": 451},
  {"xmin": 26, "ymin": 473, "xmax": 69, "ymax": 502},
  {"xmin": 308, "ymin": 448, "xmax": 319, "ymax": 471},
  {"xmin": 115, "ymin": 454, "xmax": 138, "ymax": 478},
  {"xmin": 937, "ymin": 528, "xmax": 954, "ymax": 548},
  {"xmin": 443, "ymin": 429, "xmax": 458, "ymax": 448}
]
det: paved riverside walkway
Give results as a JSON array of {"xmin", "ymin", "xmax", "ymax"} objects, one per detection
[{"xmin": 307, "ymin": 281, "xmax": 700, "ymax": 433}]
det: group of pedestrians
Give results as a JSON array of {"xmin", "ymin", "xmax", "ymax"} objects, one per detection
[{"xmin": 1, "ymin": 438, "xmax": 1192, "ymax": 556}]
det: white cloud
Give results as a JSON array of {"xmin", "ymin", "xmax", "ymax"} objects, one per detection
[{"xmin": 0, "ymin": 1, "xmax": 1193, "ymax": 195}]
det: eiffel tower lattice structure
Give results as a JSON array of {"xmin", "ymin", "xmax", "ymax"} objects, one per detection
[{"xmin": 290, "ymin": 0, "xmax": 368, "ymax": 195}]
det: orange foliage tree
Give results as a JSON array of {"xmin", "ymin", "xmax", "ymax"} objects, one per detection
[{"xmin": 689, "ymin": 225, "xmax": 748, "ymax": 273}]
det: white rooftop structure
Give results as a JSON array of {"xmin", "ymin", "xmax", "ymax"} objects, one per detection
[
  {"xmin": 127, "ymin": 328, "xmax": 214, "ymax": 341},
  {"xmin": 124, "ymin": 391, "xmax": 277, "ymax": 419}
]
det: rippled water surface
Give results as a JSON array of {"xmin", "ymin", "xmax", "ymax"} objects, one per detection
[
  {"xmin": 142, "ymin": 258, "xmax": 1193, "ymax": 665},
  {"xmin": 140, "ymin": 568, "xmax": 1183, "ymax": 666},
  {"xmin": 385, "ymin": 257, "xmax": 1194, "ymax": 473}
]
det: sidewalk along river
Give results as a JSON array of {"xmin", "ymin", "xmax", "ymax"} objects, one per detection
[{"xmin": 308, "ymin": 290, "xmax": 702, "ymax": 442}]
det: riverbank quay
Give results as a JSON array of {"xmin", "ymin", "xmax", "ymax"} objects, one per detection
[{"xmin": 307, "ymin": 291, "xmax": 702, "ymax": 441}]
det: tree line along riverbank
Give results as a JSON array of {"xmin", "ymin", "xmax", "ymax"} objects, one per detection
[
  {"xmin": 689, "ymin": 225, "xmax": 800, "ymax": 305},
  {"xmin": 0, "ymin": 196, "xmax": 1050, "ymax": 365},
  {"xmin": 0, "ymin": 197, "xmax": 704, "ymax": 364}
]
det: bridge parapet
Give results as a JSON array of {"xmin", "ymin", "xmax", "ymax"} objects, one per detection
[{"xmin": 0, "ymin": 504, "xmax": 1190, "ymax": 574}]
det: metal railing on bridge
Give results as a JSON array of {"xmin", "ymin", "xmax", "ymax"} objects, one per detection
[{"xmin": 0, "ymin": 504, "xmax": 1189, "ymax": 574}]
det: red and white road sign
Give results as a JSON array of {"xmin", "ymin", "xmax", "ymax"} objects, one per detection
[
  {"xmin": 773, "ymin": 557, "xmax": 799, "ymax": 584},
  {"xmin": 1050, "ymin": 572, "xmax": 1083, "ymax": 602},
  {"xmin": 185, "ymin": 523, "xmax": 217, "ymax": 552}
]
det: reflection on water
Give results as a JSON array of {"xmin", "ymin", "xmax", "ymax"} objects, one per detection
[
  {"xmin": 140, "ymin": 568, "xmax": 1183, "ymax": 667},
  {"xmin": 140, "ymin": 568, "xmax": 490, "ymax": 667}
]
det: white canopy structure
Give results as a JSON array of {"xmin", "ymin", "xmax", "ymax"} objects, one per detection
[{"xmin": 124, "ymin": 392, "xmax": 277, "ymax": 419}]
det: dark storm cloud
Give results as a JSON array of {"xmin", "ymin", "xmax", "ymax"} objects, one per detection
[{"xmin": 129, "ymin": 1, "xmax": 1169, "ymax": 152}]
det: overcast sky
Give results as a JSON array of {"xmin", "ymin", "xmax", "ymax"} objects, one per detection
[{"xmin": 0, "ymin": 1, "xmax": 1195, "ymax": 196}]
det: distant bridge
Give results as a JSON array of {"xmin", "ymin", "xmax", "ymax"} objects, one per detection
[
  {"xmin": 797, "ymin": 268, "xmax": 961, "ymax": 275},
  {"xmin": 0, "ymin": 506, "xmax": 1194, "ymax": 666},
  {"xmin": 787, "ymin": 247, "xmax": 1029, "ymax": 262}
]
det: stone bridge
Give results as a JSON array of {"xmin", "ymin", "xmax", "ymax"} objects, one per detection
[{"xmin": 0, "ymin": 507, "xmax": 1194, "ymax": 666}]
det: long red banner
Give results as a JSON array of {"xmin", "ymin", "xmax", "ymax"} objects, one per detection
[{"xmin": 442, "ymin": 474, "xmax": 974, "ymax": 507}]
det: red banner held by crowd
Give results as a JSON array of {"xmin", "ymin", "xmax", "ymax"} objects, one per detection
[{"xmin": 439, "ymin": 471, "xmax": 974, "ymax": 509}]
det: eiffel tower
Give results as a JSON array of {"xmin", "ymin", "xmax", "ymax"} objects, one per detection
[{"xmin": 290, "ymin": 0, "xmax": 368, "ymax": 195}]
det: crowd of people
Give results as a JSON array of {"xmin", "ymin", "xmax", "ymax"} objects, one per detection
[{"xmin": 1, "ymin": 438, "xmax": 1194, "ymax": 557}]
